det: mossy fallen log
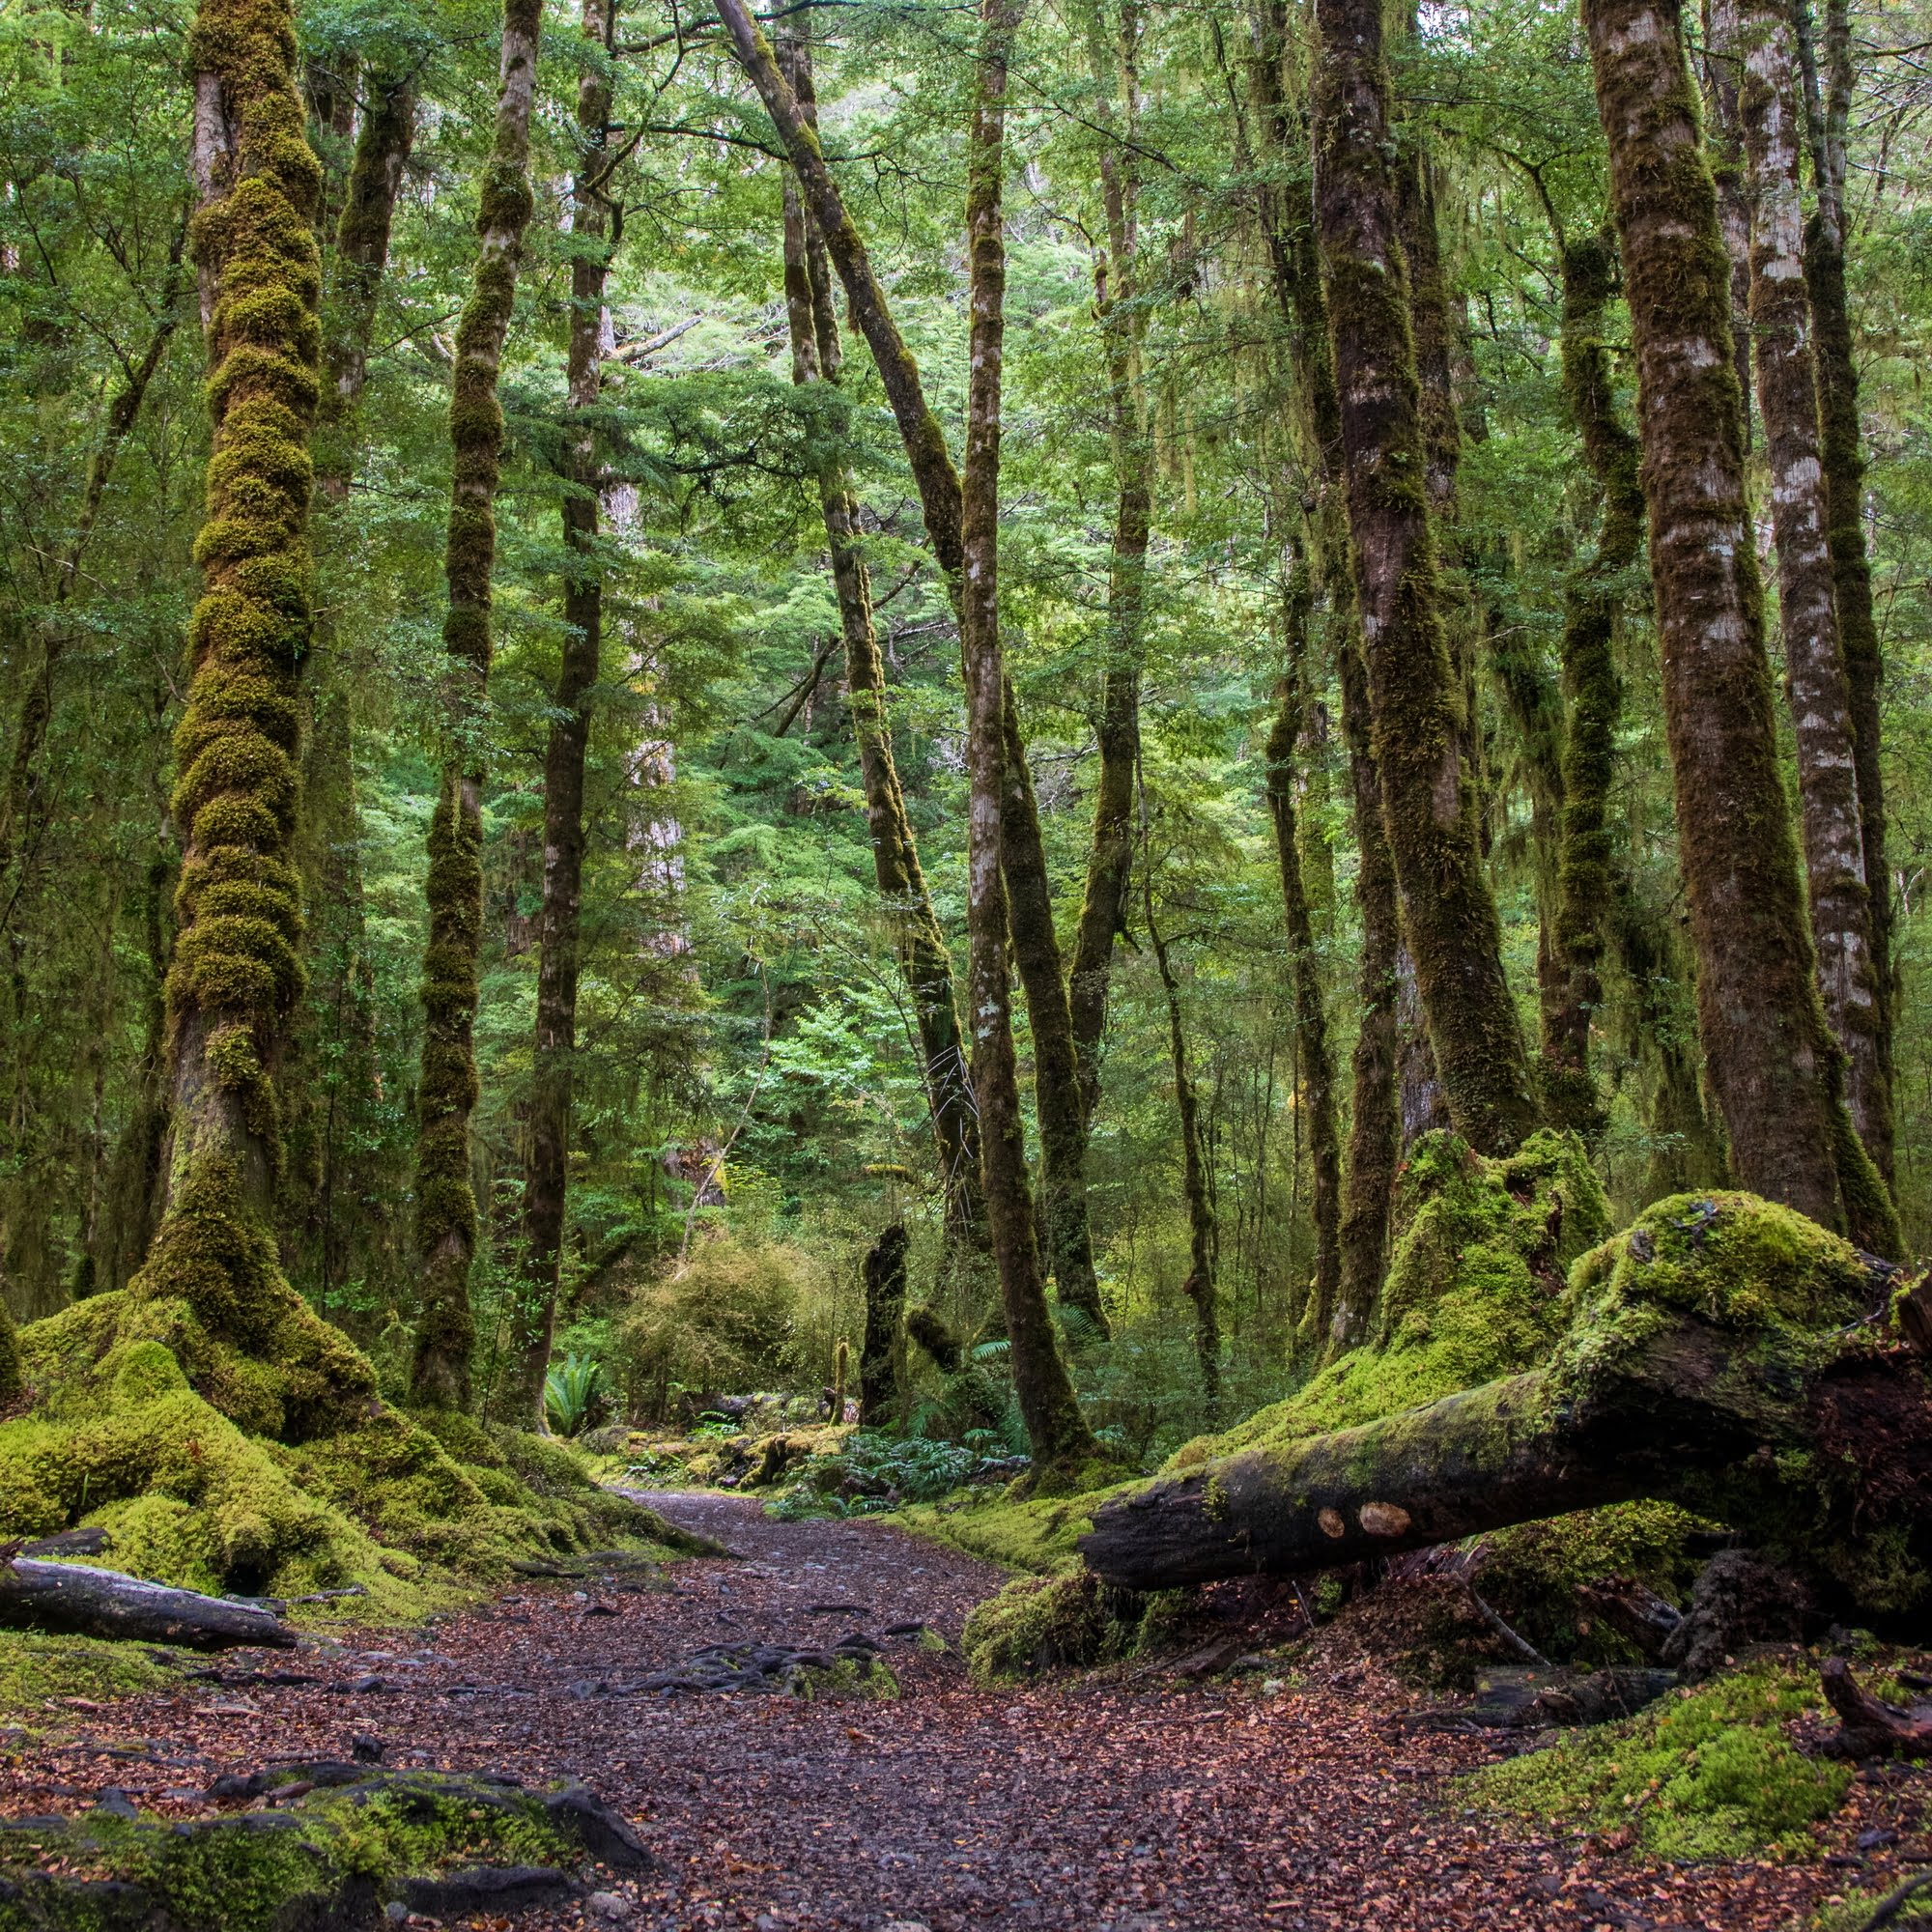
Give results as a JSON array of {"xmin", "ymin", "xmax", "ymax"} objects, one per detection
[
  {"xmin": 1083, "ymin": 1194, "xmax": 1932, "ymax": 1615},
  {"xmin": 0, "ymin": 1558, "xmax": 293, "ymax": 1650}
]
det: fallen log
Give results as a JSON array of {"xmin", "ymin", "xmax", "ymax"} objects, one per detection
[
  {"xmin": 0, "ymin": 1557, "xmax": 296, "ymax": 1649},
  {"xmin": 1082, "ymin": 1195, "xmax": 1932, "ymax": 1610},
  {"xmin": 1819, "ymin": 1657, "xmax": 1932, "ymax": 1761}
]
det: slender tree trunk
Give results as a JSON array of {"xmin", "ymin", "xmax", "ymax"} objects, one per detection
[
  {"xmin": 1001, "ymin": 694, "xmax": 1107, "ymax": 1332},
  {"xmin": 1543, "ymin": 230, "xmax": 1643, "ymax": 1135},
  {"xmin": 127, "ymin": 0, "xmax": 323, "ymax": 1335},
  {"xmin": 1723, "ymin": 0, "xmax": 1892, "ymax": 1236},
  {"xmin": 1699, "ymin": 0, "xmax": 1757, "ymax": 449},
  {"xmin": 1311, "ymin": 0, "xmax": 1539, "ymax": 1158},
  {"xmin": 774, "ymin": 30, "xmax": 987, "ymax": 1251},
  {"xmin": 409, "ymin": 0, "xmax": 544, "ymax": 1409},
  {"xmin": 1265, "ymin": 555, "xmax": 1341, "ymax": 1351},
  {"xmin": 1798, "ymin": 0, "xmax": 1894, "ymax": 1186},
  {"xmin": 1066, "ymin": 1, "xmax": 1150, "ymax": 1131},
  {"xmin": 505, "ymin": 0, "xmax": 621, "ymax": 1427},
  {"xmin": 720, "ymin": 0, "xmax": 1102, "ymax": 1321},
  {"xmin": 1145, "ymin": 869, "xmax": 1218, "ymax": 1410},
  {"xmin": 1249, "ymin": 3, "xmax": 1398, "ymax": 1332},
  {"xmin": 1580, "ymin": 0, "xmax": 1890, "ymax": 1249},
  {"xmin": 957, "ymin": 0, "xmax": 1094, "ymax": 1474}
]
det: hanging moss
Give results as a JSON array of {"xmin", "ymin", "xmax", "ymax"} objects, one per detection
[{"xmin": 409, "ymin": 0, "xmax": 546, "ymax": 1411}]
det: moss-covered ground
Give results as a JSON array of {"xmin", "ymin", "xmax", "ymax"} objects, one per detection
[
  {"xmin": 0, "ymin": 1292, "xmax": 698, "ymax": 1625},
  {"xmin": 0, "ymin": 1630, "xmax": 178, "ymax": 1733},
  {"xmin": 1465, "ymin": 1657, "xmax": 1857, "ymax": 1861},
  {"xmin": 0, "ymin": 1766, "xmax": 612, "ymax": 1932}
]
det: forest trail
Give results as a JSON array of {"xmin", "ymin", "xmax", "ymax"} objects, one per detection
[{"xmin": 5, "ymin": 1496, "xmax": 1879, "ymax": 1931}]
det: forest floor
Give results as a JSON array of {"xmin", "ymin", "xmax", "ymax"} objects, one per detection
[{"xmin": 3, "ymin": 1491, "xmax": 1924, "ymax": 1932}]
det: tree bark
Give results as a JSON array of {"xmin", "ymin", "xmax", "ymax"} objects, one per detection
[
  {"xmin": 1797, "ymin": 0, "xmax": 1892, "ymax": 1187},
  {"xmin": 1001, "ymin": 696, "xmax": 1107, "ymax": 1333},
  {"xmin": 1145, "ymin": 858, "xmax": 1219, "ymax": 1409},
  {"xmin": 1723, "ymin": 0, "xmax": 1892, "ymax": 1242},
  {"xmin": 0, "ymin": 1558, "xmax": 295, "ymax": 1650},
  {"xmin": 1082, "ymin": 1281, "xmax": 1932, "ymax": 1594},
  {"xmin": 1249, "ymin": 3, "xmax": 1400, "ymax": 1338},
  {"xmin": 409, "ymin": 0, "xmax": 544, "ymax": 1410},
  {"xmin": 775, "ymin": 30, "xmax": 987, "ymax": 1252},
  {"xmin": 957, "ymin": 0, "xmax": 1094, "ymax": 1473},
  {"xmin": 133, "ymin": 0, "xmax": 323, "ymax": 1319},
  {"xmin": 1265, "ymin": 561, "xmax": 1342, "ymax": 1351},
  {"xmin": 1311, "ymin": 0, "xmax": 1539, "ymax": 1158},
  {"xmin": 1543, "ymin": 230, "xmax": 1643, "ymax": 1136},
  {"xmin": 1581, "ymin": 0, "xmax": 1889, "ymax": 1250},
  {"xmin": 1066, "ymin": 1, "xmax": 1150, "ymax": 1133},
  {"xmin": 1698, "ymin": 0, "xmax": 1757, "ymax": 450},
  {"xmin": 505, "ymin": 0, "xmax": 621, "ymax": 1427},
  {"xmin": 859, "ymin": 1221, "xmax": 908, "ymax": 1424}
]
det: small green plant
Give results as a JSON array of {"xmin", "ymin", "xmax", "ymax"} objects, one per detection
[
  {"xmin": 765, "ymin": 1431, "xmax": 996, "ymax": 1520},
  {"xmin": 543, "ymin": 1354, "xmax": 604, "ymax": 1438}
]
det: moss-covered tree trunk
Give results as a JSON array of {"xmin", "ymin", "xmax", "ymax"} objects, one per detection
[
  {"xmin": 1066, "ymin": 2, "xmax": 1150, "ymax": 1135},
  {"xmin": 957, "ymin": 0, "xmax": 1094, "ymax": 1475},
  {"xmin": 1250, "ymin": 4, "xmax": 1399, "ymax": 1337},
  {"xmin": 1581, "ymin": 0, "xmax": 1890, "ymax": 1251},
  {"xmin": 1542, "ymin": 231, "xmax": 1643, "ymax": 1136},
  {"xmin": 858, "ymin": 1221, "xmax": 908, "ymax": 1424},
  {"xmin": 720, "ymin": 0, "xmax": 1103, "ymax": 1323},
  {"xmin": 408, "ymin": 0, "xmax": 544, "ymax": 1410},
  {"xmin": 504, "ymin": 0, "xmax": 620, "ymax": 1427},
  {"xmin": 1722, "ymin": 0, "xmax": 1891, "ymax": 1226},
  {"xmin": 1797, "ymin": 0, "xmax": 1892, "ymax": 1187},
  {"xmin": 1697, "ymin": 0, "xmax": 1757, "ymax": 450},
  {"xmin": 1265, "ymin": 562, "xmax": 1342, "ymax": 1351},
  {"xmin": 140, "ymin": 0, "xmax": 322, "ymax": 1278},
  {"xmin": 1310, "ymin": 0, "xmax": 1539, "ymax": 1159},
  {"xmin": 775, "ymin": 28, "xmax": 987, "ymax": 1253}
]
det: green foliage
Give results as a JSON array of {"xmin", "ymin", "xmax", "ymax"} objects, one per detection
[
  {"xmin": 1467, "ymin": 1661, "xmax": 1855, "ymax": 1861},
  {"xmin": 764, "ymin": 1429, "xmax": 981, "ymax": 1520},
  {"xmin": 959, "ymin": 1573, "xmax": 1182, "ymax": 1684},
  {"xmin": 542, "ymin": 1351, "xmax": 604, "ymax": 1437}
]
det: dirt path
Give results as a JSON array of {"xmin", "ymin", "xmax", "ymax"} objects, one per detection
[{"xmin": 4, "ymin": 1492, "xmax": 1904, "ymax": 1930}]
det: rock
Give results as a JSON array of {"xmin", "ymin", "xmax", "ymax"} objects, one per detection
[
  {"xmin": 587, "ymin": 1890, "xmax": 633, "ymax": 1921},
  {"xmin": 350, "ymin": 1734, "xmax": 385, "ymax": 1763},
  {"xmin": 92, "ymin": 1789, "xmax": 138, "ymax": 1821}
]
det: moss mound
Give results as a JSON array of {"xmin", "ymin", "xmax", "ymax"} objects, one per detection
[
  {"xmin": 960, "ymin": 1573, "xmax": 1180, "ymax": 1684},
  {"xmin": 0, "ymin": 1764, "xmax": 643, "ymax": 1932},
  {"xmin": 1466, "ymin": 1658, "xmax": 1854, "ymax": 1860},
  {"xmin": 2, "ymin": 1302, "xmax": 690, "ymax": 1619},
  {"xmin": 0, "ymin": 1630, "xmax": 178, "ymax": 1731},
  {"xmin": 895, "ymin": 1486, "xmax": 1117, "ymax": 1577},
  {"xmin": 1171, "ymin": 1129, "xmax": 1607, "ymax": 1466}
]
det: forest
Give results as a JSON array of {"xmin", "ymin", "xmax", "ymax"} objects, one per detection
[{"xmin": 1, "ymin": 0, "xmax": 1932, "ymax": 1918}]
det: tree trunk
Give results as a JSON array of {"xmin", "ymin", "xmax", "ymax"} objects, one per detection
[
  {"xmin": 1698, "ymin": 0, "xmax": 1757, "ymax": 450},
  {"xmin": 1311, "ymin": 0, "xmax": 1540, "ymax": 1158},
  {"xmin": 775, "ymin": 30, "xmax": 987, "ymax": 1252},
  {"xmin": 409, "ymin": 0, "xmax": 544, "ymax": 1410},
  {"xmin": 1797, "ymin": 0, "xmax": 1892, "ymax": 1188},
  {"xmin": 1083, "ymin": 1237, "xmax": 1932, "ymax": 1595},
  {"xmin": 859, "ymin": 1221, "xmax": 909, "ymax": 1424},
  {"xmin": 1265, "ymin": 560, "xmax": 1342, "ymax": 1352},
  {"xmin": 505, "ymin": 0, "xmax": 620, "ymax": 1427},
  {"xmin": 720, "ymin": 1, "xmax": 1102, "ymax": 1323},
  {"xmin": 958, "ymin": 0, "xmax": 1094, "ymax": 1475},
  {"xmin": 1066, "ymin": 2, "xmax": 1150, "ymax": 1133},
  {"xmin": 0, "ymin": 1558, "xmax": 295, "ymax": 1650},
  {"xmin": 1544, "ymin": 231, "xmax": 1643, "ymax": 1136},
  {"xmin": 1724, "ymin": 0, "xmax": 1892, "ymax": 1244},
  {"xmin": 132, "ymin": 0, "xmax": 324, "ymax": 1316},
  {"xmin": 1249, "ymin": 3, "xmax": 1400, "ymax": 1336},
  {"xmin": 1580, "ymin": 0, "xmax": 1889, "ymax": 1250},
  {"xmin": 1146, "ymin": 862, "xmax": 1219, "ymax": 1410}
]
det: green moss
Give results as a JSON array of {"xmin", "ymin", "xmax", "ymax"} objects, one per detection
[
  {"xmin": 2, "ymin": 1311, "xmax": 690, "ymax": 1619},
  {"xmin": 959, "ymin": 1572, "xmax": 1181, "ymax": 1685},
  {"xmin": 895, "ymin": 1482, "xmax": 1129, "ymax": 1577},
  {"xmin": 0, "ymin": 1768, "xmax": 593, "ymax": 1932},
  {"xmin": 1171, "ymin": 1130, "xmax": 1605, "ymax": 1463},
  {"xmin": 0, "ymin": 1631, "xmax": 177, "ymax": 1731},
  {"xmin": 1466, "ymin": 1660, "xmax": 1853, "ymax": 1860}
]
